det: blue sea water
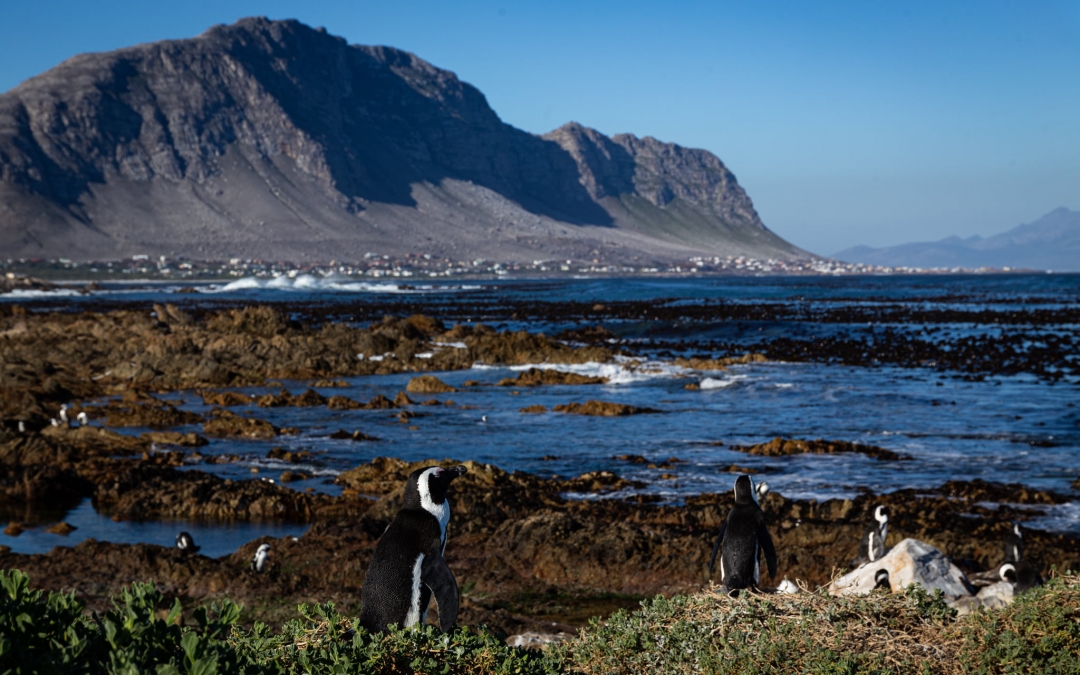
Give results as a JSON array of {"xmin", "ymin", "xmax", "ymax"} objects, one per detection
[{"xmin": 3, "ymin": 274, "xmax": 1078, "ymax": 554}]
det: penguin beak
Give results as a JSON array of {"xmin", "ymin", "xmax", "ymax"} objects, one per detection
[{"xmin": 448, "ymin": 465, "xmax": 468, "ymax": 479}]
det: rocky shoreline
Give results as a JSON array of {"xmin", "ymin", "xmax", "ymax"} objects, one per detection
[{"xmin": 1, "ymin": 303, "xmax": 1078, "ymax": 636}]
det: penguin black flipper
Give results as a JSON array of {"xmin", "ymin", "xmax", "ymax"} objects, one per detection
[
  {"xmin": 756, "ymin": 515, "xmax": 778, "ymax": 580},
  {"xmin": 421, "ymin": 553, "xmax": 459, "ymax": 633},
  {"xmin": 708, "ymin": 522, "xmax": 727, "ymax": 575}
]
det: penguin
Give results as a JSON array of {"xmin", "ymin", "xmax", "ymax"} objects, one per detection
[
  {"xmin": 776, "ymin": 578, "xmax": 799, "ymax": 594},
  {"xmin": 76, "ymin": 411, "xmax": 89, "ymax": 427},
  {"xmin": 999, "ymin": 560, "xmax": 1042, "ymax": 593},
  {"xmin": 360, "ymin": 464, "xmax": 468, "ymax": 633},
  {"xmin": 708, "ymin": 475, "xmax": 777, "ymax": 594},
  {"xmin": 176, "ymin": 531, "xmax": 200, "ymax": 554},
  {"xmin": 58, "ymin": 405, "xmax": 69, "ymax": 424},
  {"xmin": 856, "ymin": 505, "xmax": 889, "ymax": 563},
  {"xmin": 1003, "ymin": 523, "xmax": 1022, "ymax": 564},
  {"xmin": 17, "ymin": 421, "xmax": 25, "ymax": 433},
  {"xmin": 251, "ymin": 543, "xmax": 270, "ymax": 572},
  {"xmin": 873, "ymin": 568, "xmax": 891, "ymax": 591},
  {"xmin": 754, "ymin": 480, "xmax": 770, "ymax": 505}
]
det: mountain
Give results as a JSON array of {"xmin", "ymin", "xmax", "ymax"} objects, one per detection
[
  {"xmin": 833, "ymin": 208, "xmax": 1080, "ymax": 271},
  {"xmin": 0, "ymin": 17, "xmax": 805, "ymax": 264}
]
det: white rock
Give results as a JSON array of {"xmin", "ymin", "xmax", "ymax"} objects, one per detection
[
  {"xmin": 505, "ymin": 631, "xmax": 571, "ymax": 650},
  {"xmin": 828, "ymin": 538, "xmax": 972, "ymax": 601},
  {"xmin": 975, "ymin": 580, "xmax": 1015, "ymax": 610}
]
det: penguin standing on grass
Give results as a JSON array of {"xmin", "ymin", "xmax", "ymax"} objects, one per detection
[
  {"xmin": 709, "ymin": 475, "xmax": 777, "ymax": 595},
  {"xmin": 360, "ymin": 465, "xmax": 467, "ymax": 633}
]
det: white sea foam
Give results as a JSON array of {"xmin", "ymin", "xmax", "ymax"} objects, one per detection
[
  {"xmin": 206, "ymin": 275, "xmax": 481, "ymax": 294},
  {"xmin": 699, "ymin": 376, "xmax": 747, "ymax": 390},
  {"xmin": 502, "ymin": 356, "xmax": 695, "ymax": 385}
]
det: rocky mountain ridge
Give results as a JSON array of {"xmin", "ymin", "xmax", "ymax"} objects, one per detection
[{"xmin": 0, "ymin": 17, "xmax": 806, "ymax": 263}]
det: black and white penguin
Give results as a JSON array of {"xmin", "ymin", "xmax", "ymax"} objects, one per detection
[
  {"xmin": 857, "ymin": 505, "xmax": 889, "ymax": 563},
  {"xmin": 17, "ymin": 421, "xmax": 25, "ymax": 433},
  {"xmin": 251, "ymin": 543, "xmax": 270, "ymax": 572},
  {"xmin": 754, "ymin": 480, "xmax": 770, "ymax": 505},
  {"xmin": 76, "ymin": 411, "xmax": 89, "ymax": 427},
  {"xmin": 359, "ymin": 465, "xmax": 467, "ymax": 633},
  {"xmin": 58, "ymin": 404, "xmax": 69, "ymax": 425},
  {"xmin": 999, "ymin": 560, "xmax": 1042, "ymax": 593},
  {"xmin": 873, "ymin": 568, "xmax": 891, "ymax": 591},
  {"xmin": 708, "ymin": 475, "xmax": 777, "ymax": 594},
  {"xmin": 1003, "ymin": 523, "xmax": 1022, "ymax": 564},
  {"xmin": 176, "ymin": 531, "xmax": 200, "ymax": 554}
]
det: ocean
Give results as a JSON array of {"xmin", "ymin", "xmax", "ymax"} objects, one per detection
[{"xmin": 3, "ymin": 273, "xmax": 1078, "ymax": 556}]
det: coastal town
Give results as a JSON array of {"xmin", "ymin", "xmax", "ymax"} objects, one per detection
[{"xmin": 0, "ymin": 252, "xmax": 1038, "ymax": 290}]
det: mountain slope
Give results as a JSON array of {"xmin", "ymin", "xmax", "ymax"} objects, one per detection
[
  {"xmin": 0, "ymin": 17, "xmax": 805, "ymax": 263},
  {"xmin": 833, "ymin": 208, "xmax": 1080, "ymax": 271}
]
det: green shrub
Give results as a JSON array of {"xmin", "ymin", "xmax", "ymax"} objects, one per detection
[{"xmin": 3, "ymin": 569, "xmax": 1078, "ymax": 674}]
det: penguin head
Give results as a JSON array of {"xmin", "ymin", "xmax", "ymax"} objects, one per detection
[
  {"xmin": 874, "ymin": 505, "xmax": 889, "ymax": 524},
  {"xmin": 733, "ymin": 475, "xmax": 756, "ymax": 505},
  {"xmin": 256, "ymin": 543, "xmax": 271, "ymax": 555},
  {"xmin": 754, "ymin": 480, "xmax": 770, "ymax": 503},
  {"xmin": 1013, "ymin": 523, "xmax": 1022, "ymax": 539},
  {"xmin": 176, "ymin": 531, "xmax": 193, "ymax": 549},
  {"xmin": 405, "ymin": 465, "xmax": 468, "ymax": 510},
  {"xmin": 874, "ymin": 568, "xmax": 890, "ymax": 590},
  {"xmin": 999, "ymin": 563, "xmax": 1017, "ymax": 583}
]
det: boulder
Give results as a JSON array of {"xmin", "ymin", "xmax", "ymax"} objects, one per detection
[
  {"xmin": 406, "ymin": 375, "xmax": 456, "ymax": 393},
  {"xmin": 553, "ymin": 400, "xmax": 657, "ymax": 416},
  {"xmin": 975, "ymin": 580, "xmax": 1015, "ymax": 610},
  {"xmin": 828, "ymin": 538, "xmax": 972, "ymax": 601}
]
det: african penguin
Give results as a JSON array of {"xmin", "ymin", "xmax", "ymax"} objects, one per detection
[
  {"xmin": 58, "ymin": 405, "xmax": 69, "ymax": 424},
  {"xmin": 754, "ymin": 480, "xmax": 769, "ymax": 505},
  {"xmin": 360, "ymin": 465, "xmax": 467, "ymax": 634},
  {"xmin": 708, "ymin": 475, "xmax": 777, "ymax": 594},
  {"xmin": 999, "ymin": 560, "xmax": 1042, "ymax": 593},
  {"xmin": 251, "ymin": 543, "xmax": 270, "ymax": 573},
  {"xmin": 776, "ymin": 578, "xmax": 799, "ymax": 594},
  {"xmin": 857, "ymin": 505, "xmax": 889, "ymax": 563},
  {"xmin": 76, "ymin": 411, "xmax": 89, "ymax": 427},
  {"xmin": 1003, "ymin": 523, "xmax": 1022, "ymax": 564},
  {"xmin": 873, "ymin": 568, "xmax": 891, "ymax": 591},
  {"xmin": 17, "ymin": 421, "xmax": 25, "ymax": 433},
  {"xmin": 176, "ymin": 531, "xmax": 200, "ymax": 554}
]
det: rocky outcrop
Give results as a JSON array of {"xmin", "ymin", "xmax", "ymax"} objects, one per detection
[
  {"xmin": 552, "ymin": 401, "xmax": 658, "ymax": 416},
  {"xmin": 731, "ymin": 437, "xmax": 909, "ymax": 461},
  {"xmin": 498, "ymin": 368, "xmax": 607, "ymax": 387},
  {"xmin": 405, "ymin": 375, "xmax": 456, "ymax": 394},
  {"xmin": 0, "ymin": 18, "xmax": 804, "ymax": 264}
]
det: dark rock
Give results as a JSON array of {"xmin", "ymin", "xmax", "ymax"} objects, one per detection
[
  {"xmin": 553, "ymin": 401, "xmax": 658, "ymax": 416},
  {"xmin": 730, "ymin": 437, "xmax": 910, "ymax": 461}
]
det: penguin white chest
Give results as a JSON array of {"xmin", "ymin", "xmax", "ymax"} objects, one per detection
[{"xmin": 404, "ymin": 553, "xmax": 426, "ymax": 627}]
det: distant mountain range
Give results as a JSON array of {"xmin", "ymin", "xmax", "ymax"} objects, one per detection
[
  {"xmin": 833, "ymin": 208, "xmax": 1080, "ymax": 272},
  {"xmin": 0, "ymin": 17, "xmax": 806, "ymax": 264}
]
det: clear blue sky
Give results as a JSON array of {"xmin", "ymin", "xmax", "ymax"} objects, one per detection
[{"xmin": 2, "ymin": 0, "xmax": 1077, "ymax": 255}]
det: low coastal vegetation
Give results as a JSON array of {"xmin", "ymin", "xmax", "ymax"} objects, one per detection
[{"xmin": 3, "ymin": 569, "xmax": 1077, "ymax": 674}]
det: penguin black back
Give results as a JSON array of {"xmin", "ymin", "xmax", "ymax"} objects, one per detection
[
  {"xmin": 709, "ymin": 475, "xmax": 777, "ymax": 593},
  {"xmin": 360, "ymin": 465, "xmax": 467, "ymax": 633}
]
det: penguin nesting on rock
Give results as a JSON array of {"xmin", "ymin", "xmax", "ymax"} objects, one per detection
[
  {"xmin": 709, "ymin": 475, "xmax": 777, "ymax": 595},
  {"xmin": 999, "ymin": 559, "xmax": 1043, "ymax": 593},
  {"xmin": 176, "ymin": 531, "xmax": 200, "ymax": 554},
  {"xmin": 856, "ymin": 505, "xmax": 889, "ymax": 564},
  {"xmin": 360, "ymin": 465, "xmax": 467, "ymax": 633}
]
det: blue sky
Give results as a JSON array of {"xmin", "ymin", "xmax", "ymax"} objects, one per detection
[{"xmin": 2, "ymin": 0, "xmax": 1077, "ymax": 255}]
